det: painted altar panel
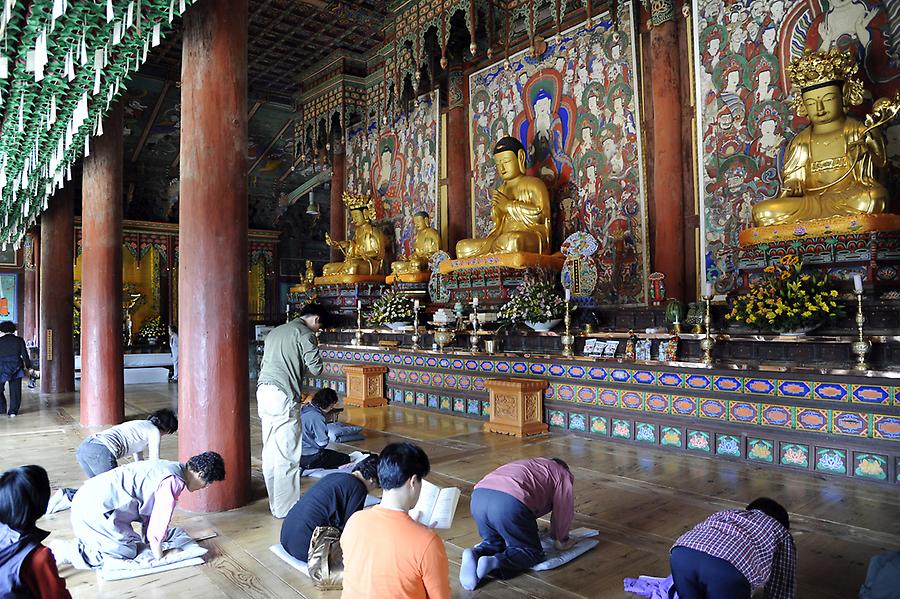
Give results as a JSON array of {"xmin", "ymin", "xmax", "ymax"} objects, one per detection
[
  {"xmin": 468, "ymin": 7, "xmax": 650, "ymax": 305},
  {"xmin": 693, "ymin": 0, "xmax": 900, "ymax": 293},
  {"xmin": 345, "ymin": 91, "xmax": 441, "ymax": 262},
  {"xmin": 0, "ymin": 274, "xmax": 17, "ymax": 324}
]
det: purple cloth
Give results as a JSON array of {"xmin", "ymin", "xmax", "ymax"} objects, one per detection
[{"xmin": 624, "ymin": 574, "xmax": 676, "ymax": 599}]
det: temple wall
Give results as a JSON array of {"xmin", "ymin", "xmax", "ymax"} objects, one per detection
[
  {"xmin": 345, "ymin": 91, "xmax": 441, "ymax": 261},
  {"xmin": 694, "ymin": 0, "xmax": 900, "ymax": 293}
]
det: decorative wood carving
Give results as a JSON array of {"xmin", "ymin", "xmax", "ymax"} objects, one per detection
[
  {"xmin": 344, "ymin": 364, "xmax": 388, "ymax": 408},
  {"xmin": 485, "ymin": 378, "xmax": 549, "ymax": 438}
]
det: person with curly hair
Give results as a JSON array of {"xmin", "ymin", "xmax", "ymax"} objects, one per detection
[
  {"xmin": 75, "ymin": 408, "xmax": 179, "ymax": 478},
  {"xmin": 0, "ymin": 321, "xmax": 32, "ymax": 418},
  {"xmin": 67, "ymin": 451, "xmax": 225, "ymax": 568},
  {"xmin": 280, "ymin": 454, "xmax": 379, "ymax": 563},
  {"xmin": 0, "ymin": 465, "xmax": 71, "ymax": 598}
]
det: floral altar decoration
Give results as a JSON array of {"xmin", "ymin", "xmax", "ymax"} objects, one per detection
[
  {"xmin": 136, "ymin": 314, "xmax": 167, "ymax": 344},
  {"xmin": 498, "ymin": 276, "xmax": 566, "ymax": 327},
  {"xmin": 368, "ymin": 289, "xmax": 414, "ymax": 327},
  {"xmin": 725, "ymin": 254, "xmax": 844, "ymax": 334}
]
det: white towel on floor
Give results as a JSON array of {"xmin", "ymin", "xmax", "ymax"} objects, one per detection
[
  {"xmin": 531, "ymin": 528, "xmax": 599, "ymax": 571},
  {"xmin": 269, "ymin": 543, "xmax": 310, "ymax": 576}
]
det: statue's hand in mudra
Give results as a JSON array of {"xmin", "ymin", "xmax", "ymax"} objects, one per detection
[
  {"xmin": 325, "ymin": 233, "xmax": 348, "ymax": 253},
  {"xmin": 491, "ymin": 188, "xmax": 510, "ymax": 211}
]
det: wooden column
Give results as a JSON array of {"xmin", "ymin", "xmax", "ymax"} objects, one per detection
[
  {"xmin": 446, "ymin": 67, "xmax": 469, "ymax": 251},
  {"xmin": 648, "ymin": 8, "xmax": 686, "ymax": 300},
  {"xmin": 344, "ymin": 365, "xmax": 388, "ymax": 408},
  {"xmin": 330, "ymin": 143, "xmax": 346, "ymax": 262},
  {"xmin": 178, "ymin": 0, "xmax": 250, "ymax": 512},
  {"xmin": 485, "ymin": 378, "xmax": 549, "ymax": 437},
  {"xmin": 22, "ymin": 229, "xmax": 38, "ymax": 345},
  {"xmin": 80, "ymin": 102, "xmax": 124, "ymax": 426},
  {"xmin": 39, "ymin": 187, "xmax": 74, "ymax": 394}
]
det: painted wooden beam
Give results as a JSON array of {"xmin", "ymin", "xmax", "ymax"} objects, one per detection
[
  {"xmin": 249, "ymin": 118, "xmax": 293, "ymax": 174},
  {"xmin": 130, "ymin": 81, "xmax": 172, "ymax": 163}
]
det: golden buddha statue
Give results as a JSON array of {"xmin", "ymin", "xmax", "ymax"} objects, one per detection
[
  {"xmin": 456, "ymin": 136, "xmax": 551, "ymax": 258},
  {"xmin": 322, "ymin": 193, "xmax": 386, "ymax": 276},
  {"xmin": 752, "ymin": 49, "xmax": 894, "ymax": 227},
  {"xmin": 294, "ymin": 260, "xmax": 316, "ymax": 292},
  {"xmin": 391, "ymin": 211, "xmax": 441, "ymax": 275}
]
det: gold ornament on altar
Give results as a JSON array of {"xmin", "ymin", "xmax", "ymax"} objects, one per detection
[
  {"xmin": 456, "ymin": 136, "xmax": 551, "ymax": 259},
  {"xmin": 751, "ymin": 49, "xmax": 897, "ymax": 228},
  {"xmin": 390, "ymin": 211, "xmax": 441, "ymax": 276},
  {"xmin": 321, "ymin": 192, "xmax": 386, "ymax": 276}
]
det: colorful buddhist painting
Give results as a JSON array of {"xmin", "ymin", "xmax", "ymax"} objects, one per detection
[
  {"xmin": 693, "ymin": 0, "xmax": 900, "ymax": 293},
  {"xmin": 0, "ymin": 273, "xmax": 17, "ymax": 324},
  {"xmin": 468, "ymin": 6, "xmax": 649, "ymax": 305},
  {"xmin": 345, "ymin": 91, "xmax": 440, "ymax": 261}
]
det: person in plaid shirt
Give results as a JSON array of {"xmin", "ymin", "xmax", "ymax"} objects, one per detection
[{"xmin": 669, "ymin": 497, "xmax": 796, "ymax": 599}]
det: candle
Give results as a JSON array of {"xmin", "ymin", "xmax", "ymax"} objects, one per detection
[
  {"xmin": 703, "ymin": 281, "xmax": 713, "ymax": 297},
  {"xmin": 472, "ymin": 296, "xmax": 479, "ymax": 307},
  {"xmin": 357, "ymin": 299, "xmax": 362, "ymax": 310},
  {"xmin": 564, "ymin": 288, "xmax": 571, "ymax": 302},
  {"xmin": 853, "ymin": 274, "xmax": 863, "ymax": 293},
  {"xmin": 413, "ymin": 299, "xmax": 419, "ymax": 310}
]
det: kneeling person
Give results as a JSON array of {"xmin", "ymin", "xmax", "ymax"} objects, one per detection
[
  {"xmin": 670, "ymin": 497, "xmax": 796, "ymax": 599},
  {"xmin": 341, "ymin": 442, "xmax": 450, "ymax": 599},
  {"xmin": 70, "ymin": 451, "xmax": 225, "ymax": 568},
  {"xmin": 300, "ymin": 389, "xmax": 351, "ymax": 471},
  {"xmin": 280, "ymin": 455, "xmax": 380, "ymax": 563},
  {"xmin": 461, "ymin": 457, "xmax": 575, "ymax": 590}
]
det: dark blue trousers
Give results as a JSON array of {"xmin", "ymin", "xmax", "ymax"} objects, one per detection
[
  {"xmin": 470, "ymin": 488, "xmax": 544, "ymax": 578},
  {"xmin": 669, "ymin": 546, "xmax": 752, "ymax": 599}
]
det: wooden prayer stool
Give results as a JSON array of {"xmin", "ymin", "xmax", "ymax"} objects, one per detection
[
  {"xmin": 484, "ymin": 377, "xmax": 549, "ymax": 438},
  {"xmin": 343, "ymin": 365, "xmax": 388, "ymax": 408}
]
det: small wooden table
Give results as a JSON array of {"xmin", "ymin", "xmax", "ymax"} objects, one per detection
[
  {"xmin": 484, "ymin": 377, "xmax": 549, "ymax": 437},
  {"xmin": 343, "ymin": 365, "xmax": 388, "ymax": 408}
]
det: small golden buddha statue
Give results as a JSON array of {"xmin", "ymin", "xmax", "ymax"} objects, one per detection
[
  {"xmin": 456, "ymin": 136, "xmax": 551, "ymax": 258},
  {"xmin": 295, "ymin": 260, "xmax": 316, "ymax": 292},
  {"xmin": 322, "ymin": 193, "xmax": 386, "ymax": 276},
  {"xmin": 391, "ymin": 211, "xmax": 441, "ymax": 275},
  {"xmin": 752, "ymin": 49, "xmax": 892, "ymax": 227}
]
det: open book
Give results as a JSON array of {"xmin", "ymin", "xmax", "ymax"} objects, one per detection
[{"xmin": 409, "ymin": 480, "xmax": 461, "ymax": 529}]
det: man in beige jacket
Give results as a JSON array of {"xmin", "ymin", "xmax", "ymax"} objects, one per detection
[{"xmin": 257, "ymin": 303, "xmax": 326, "ymax": 517}]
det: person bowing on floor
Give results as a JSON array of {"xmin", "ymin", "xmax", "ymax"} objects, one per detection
[{"xmin": 460, "ymin": 457, "xmax": 576, "ymax": 590}]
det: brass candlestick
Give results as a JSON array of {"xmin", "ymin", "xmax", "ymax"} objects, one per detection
[
  {"xmin": 851, "ymin": 290, "xmax": 870, "ymax": 371},
  {"xmin": 410, "ymin": 304, "xmax": 420, "ymax": 350},
  {"xmin": 353, "ymin": 303, "xmax": 364, "ymax": 346},
  {"xmin": 560, "ymin": 300, "xmax": 574, "ymax": 357},
  {"xmin": 699, "ymin": 294, "xmax": 715, "ymax": 366},
  {"xmin": 469, "ymin": 299, "xmax": 480, "ymax": 353}
]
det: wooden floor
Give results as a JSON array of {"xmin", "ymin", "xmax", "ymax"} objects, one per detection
[{"xmin": 4, "ymin": 383, "xmax": 898, "ymax": 598}]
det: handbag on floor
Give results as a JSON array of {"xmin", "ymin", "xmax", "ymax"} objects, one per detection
[{"xmin": 307, "ymin": 525, "xmax": 343, "ymax": 590}]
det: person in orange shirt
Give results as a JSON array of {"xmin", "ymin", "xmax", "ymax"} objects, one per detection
[{"xmin": 340, "ymin": 442, "xmax": 450, "ymax": 599}]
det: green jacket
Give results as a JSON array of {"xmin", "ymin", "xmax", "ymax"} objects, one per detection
[{"xmin": 257, "ymin": 318, "xmax": 323, "ymax": 400}]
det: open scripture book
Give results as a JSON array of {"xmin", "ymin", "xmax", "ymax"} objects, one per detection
[{"xmin": 409, "ymin": 480, "xmax": 461, "ymax": 529}]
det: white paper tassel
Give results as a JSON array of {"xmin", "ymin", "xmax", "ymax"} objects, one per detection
[
  {"xmin": 79, "ymin": 32, "xmax": 88, "ymax": 65},
  {"xmin": 113, "ymin": 21, "xmax": 122, "ymax": 44},
  {"xmin": 179, "ymin": 0, "xmax": 186, "ymax": 14},
  {"xmin": 64, "ymin": 49, "xmax": 74, "ymax": 81},
  {"xmin": 96, "ymin": 116, "xmax": 103, "ymax": 137},
  {"xmin": 142, "ymin": 39, "xmax": 149, "ymax": 62},
  {"xmin": 25, "ymin": 49, "xmax": 34, "ymax": 72},
  {"xmin": 126, "ymin": 2, "xmax": 134, "ymax": 28},
  {"xmin": 168, "ymin": 0, "xmax": 174, "ymax": 23},
  {"xmin": 84, "ymin": 136, "xmax": 90, "ymax": 158},
  {"xmin": 51, "ymin": 0, "xmax": 64, "ymax": 22},
  {"xmin": 17, "ymin": 95, "xmax": 23, "ymax": 133},
  {"xmin": 106, "ymin": 0, "xmax": 115, "ymax": 22},
  {"xmin": 0, "ymin": 54, "xmax": 7, "ymax": 79},
  {"xmin": 152, "ymin": 23, "xmax": 160, "ymax": 46},
  {"xmin": 49, "ymin": 94, "xmax": 57, "ymax": 125}
]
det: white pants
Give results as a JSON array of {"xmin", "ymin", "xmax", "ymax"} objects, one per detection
[{"xmin": 257, "ymin": 384, "xmax": 302, "ymax": 518}]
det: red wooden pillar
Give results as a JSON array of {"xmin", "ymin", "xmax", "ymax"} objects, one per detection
[
  {"xmin": 80, "ymin": 102, "xmax": 124, "ymax": 426},
  {"xmin": 330, "ymin": 143, "xmax": 346, "ymax": 262},
  {"xmin": 446, "ymin": 67, "xmax": 469, "ymax": 251},
  {"xmin": 648, "ymin": 10, "xmax": 685, "ymax": 300},
  {"xmin": 23, "ymin": 229, "xmax": 38, "ymax": 345},
  {"xmin": 39, "ymin": 187, "xmax": 74, "ymax": 394},
  {"xmin": 178, "ymin": 0, "xmax": 250, "ymax": 512}
]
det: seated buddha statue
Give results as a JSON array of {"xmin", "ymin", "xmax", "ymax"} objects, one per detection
[
  {"xmin": 456, "ymin": 136, "xmax": 551, "ymax": 258},
  {"xmin": 752, "ymin": 49, "xmax": 890, "ymax": 227},
  {"xmin": 391, "ymin": 211, "xmax": 441, "ymax": 275},
  {"xmin": 322, "ymin": 193, "xmax": 386, "ymax": 276}
]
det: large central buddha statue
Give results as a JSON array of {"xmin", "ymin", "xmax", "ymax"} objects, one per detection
[
  {"xmin": 322, "ymin": 193, "xmax": 386, "ymax": 276},
  {"xmin": 752, "ymin": 49, "xmax": 891, "ymax": 227},
  {"xmin": 456, "ymin": 137, "xmax": 551, "ymax": 258}
]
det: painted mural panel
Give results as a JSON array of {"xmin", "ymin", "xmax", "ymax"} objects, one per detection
[
  {"xmin": 0, "ymin": 274, "xmax": 16, "ymax": 324},
  {"xmin": 468, "ymin": 7, "xmax": 649, "ymax": 305},
  {"xmin": 693, "ymin": 0, "xmax": 900, "ymax": 292},
  {"xmin": 345, "ymin": 91, "xmax": 440, "ymax": 261}
]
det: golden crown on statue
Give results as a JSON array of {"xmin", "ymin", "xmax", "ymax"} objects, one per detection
[
  {"xmin": 342, "ymin": 192, "xmax": 375, "ymax": 219},
  {"xmin": 787, "ymin": 48, "xmax": 864, "ymax": 109}
]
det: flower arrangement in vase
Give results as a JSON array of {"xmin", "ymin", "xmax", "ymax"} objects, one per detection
[
  {"xmin": 498, "ymin": 275, "xmax": 565, "ymax": 331},
  {"xmin": 725, "ymin": 254, "xmax": 844, "ymax": 334},
  {"xmin": 137, "ymin": 314, "xmax": 167, "ymax": 344},
  {"xmin": 368, "ymin": 289, "xmax": 414, "ymax": 328}
]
